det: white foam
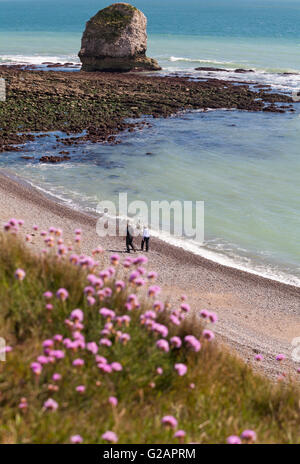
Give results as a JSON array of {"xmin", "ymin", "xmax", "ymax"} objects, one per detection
[{"xmin": 0, "ymin": 54, "xmax": 80, "ymax": 65}]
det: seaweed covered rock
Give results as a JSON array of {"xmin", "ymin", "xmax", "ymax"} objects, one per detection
[{"xmin": 78, "ymin": 3, "xmax": 161, "ymax": 72}]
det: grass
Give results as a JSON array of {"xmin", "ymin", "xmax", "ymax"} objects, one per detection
[{"xmin": 0, "ymin": 225, "xmax": 300, "ymax": 444}]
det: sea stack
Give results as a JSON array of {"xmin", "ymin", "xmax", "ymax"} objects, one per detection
[{"xmin": 78, "ymin": 3, "xmax": 161, "ymax": 72}]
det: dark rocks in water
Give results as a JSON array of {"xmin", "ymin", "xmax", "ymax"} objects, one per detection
[
  {"xmin": 39, "ymin": 155, "xmax": 71, "ymax": 163},
  {"xmin": 195, "ymin": 67, "xmax": 255, "ymax": 74},
  {"xmin": 195, "ymin": 67, "xmax": 229, "ymax": 72},
  {"xmin": 234, "ymin": 68, "xmax": 254, "ymax": 73},
  {"xmin": 78, "ymin": 3, "xmax": 161, "ymax": 72}
]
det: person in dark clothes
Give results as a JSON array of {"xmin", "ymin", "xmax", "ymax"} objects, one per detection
[
  {"xmin": 141, "ymin": 226, "xmax": 150, "ymax": 252},
  {"xmin": 126, "ymin": 222, "xmax": 136, "ymax": 253}
]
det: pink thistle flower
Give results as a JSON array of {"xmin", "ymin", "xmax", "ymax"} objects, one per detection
[
  {"xmin": 180, "ymin": 303, "xmax": 190, "ymax": 313},
  {"xmin": 121, "ymin": 315, "xmax": 131, "ymax": 326},
  {"xmin": 45, "ymin": 304, "xmax": 53, "ymax": 311},
  {"xmin": 189, "ymin": 383, "xmax": 195, "ymax": 389},
  {"xmin": 156, "ymin": 367, "xmax": 163, "ymax": 375},
  {"xmin": 9, "ymin": 218, "xmax": 18, "ymax": 227},
  {"xmin": 52, "ymin": 373, "xmax": 62, "ymax": 382},
  {"xmin": 51, "ymin": 350, "xmax": 65, "ymax": 360},
  {"xmin": 129, "ymin": 271, "xmax": 139, "ymax": 283},
  {"xmin": 96, "ymin": 355, "xmax": 107, "ymax": 364},
  {"xmin": 170, "ymin": 314, "xmax": 181, "ymax": 326},
  {"xmin": 110, "ymin": 362, "xmax": 123, "ymax": 372},
  {"xmin": 110, "ymin": 254, "xmax": 120, "ymax": 266},
  {"xmin": 153, "ymin": 301, "xmax": 164, "ymax": 312},
  {"xmin": 14, "ymin": 268, "xmax": 26, "ymax": 281},
  {"xmin": 152, "ymin": 322, "xmax": 168, "ymax": 338},
  {"xmin": 174, "ymin": 363, "xmax": 187, "ymax": 376},
  {"xmin": 99, "ymin": 338, "xmax": 112, "ymax": 347},
  {"xmin": 70, "ymin": 435, "xmax": 83, "ymax": 444},
  {"xmin": 75, "ymin": 229, "xmax": 82, "ymax": 235},
  {"xmin": 174, "ymin": 430, "xmax": 186, "ymax": 439},
  {"xmin": 200, "ymin": 309, "xmax": 209, "ymax": 319},
  {"xmin": 184, "ymin": 335, "xmax": 201, "ymax": 352},
  {"xmin": 208, "ymin": 312, "xmax": 218, "ymax": 323},
  {"xmin": 102, "ymin": 431, "xmax": 118, "ymax": 443},
  {"xmin": 43, "ymin": 291, "xmax": 53, "ymax": 300},
  {"xmin": 84, "ymin": 286, "xmax": 95, "ymax": 296},
  {"xmin": 115, "ymin": 280, "xmax": 125, "ymax": 292},
  {"xmin": 137, "ymin": 266, "xmax": 146, "ymax": 275},
  {"xmin": 124, "ymin": 302, "xmax": 133, "ymax": 311},
  {"xmin": 202, "ymin": 329, "xmax": 215, "ymax": 341},
  {"xmin": 56, "ymin": 288, "xmax": 69, "ymax": 301},
  {"xmin": 70, "ymin": 254, "xmax": 79, "ymax": 265},
  {"xmin": 148, "ymin": 285, "xmax": 161, "ymax": 297},
  {"xmin": 103, "ymin": 287, "xmax": 112, "ymax": 298},
  {"xmin": 255, "ymin": 354, "xmax": 263, "ymax": 361},
  {"xmin": 120, "ymin": 333, "xmax": 130, "ymax": 344},
  {"xmin": 44, "ymin": 398, "xmax": 58, "ymax": 411},
  {"xmin": 43, "ymin": 339, "xmax": 54, "ymax": 349},
  {"xmin": 241, "ymin": 430, "xmax": 257, "ymax": 443},
  {"xmin": 134, "ymin": 277, "xmax": 146, "ymax": 287},
  {"xmin": 87, "ymin": 296, "xmax": 96, "ymax": 306},
  {"xmin": 53, "ymin": 334, "xmax": 63, "ymax": 343},
  {"xmin": 37, "ymin": 355, "xmax": 49, "ymax": 365},
  {"xmin": 31, "ymin": 362, "xmax": 42, "ymax": 375},
  {"xmin": 133, "ymin": 255, "xmax": 148, "ymax": 265},
  {"xmin": 170, "ymin": 336, "xmax": 182, "ymax": 349},
  {"xmin": 99, "ymin": 270, "xmax": 110, "ymax": 281},
  {"xmin": 180, "ymin": 294, "xmax": 187, "ymax": 301},
  {"xmin": 98, "ymin": 363, "xmax": 112, "ymax": 373},
  {"xmin": 276, "ymin": 354, "xmax": 286, "ymax": 362},
  {"xmin": 147, "ymin": 271, "xmax": 158, "ymax": 280},
  {"xmin": 92, "ymin": 246, "xmax": 103, "ymax": 255},
  {"xmin": 70, "ymin": 309, "xmax": 84, "ymax": 322},
  {"xmin": 72, "ymin": 358, "xmax": 84, "ymax": 367},
  {"xmin": 123, "ymin": 258, "xmax": 133, "ymax": 268},
  {"xmin": 108, "ymin": 396, "xmax": 118, "ymax": 407},
  {"xmin": 99, "ymin": 308, "xmax": 115, "ymax": 320},
  {"xmin": 33, "ymin": 225, "xmax": 38, "ymax": 231},
  {"xmin": 18, "ymin": 398, "xmax": 28, "ymax": 410},
  {"xmin": 156, "ymin": 339, "xmax": 169, "ymax": 353},
  {"xmin": 142, "ymin": 310, "xmax": 157, "ymax": 321},
  {"xmin": 227, "ymin": 435, "xmax": 242, "ymax": 444},
  {"xmin": 161, "ymin": 415, "xmax": 178, "ymax": 428},
  {"xmin": 87, "ymin": 342, "xmax": 98, "ymax": 355},
  {"xmin": 76, "ymin": 385, "xmax": 86, "ymax": 394}
]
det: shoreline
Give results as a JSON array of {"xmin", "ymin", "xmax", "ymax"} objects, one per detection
[{"xmin": 1, "ymin": 169, "xmax": 299, "ymax": 379}]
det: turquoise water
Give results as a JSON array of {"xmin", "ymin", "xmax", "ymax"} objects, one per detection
[{"xmin": 0, "ymin": 0, "xmax": 300, "ymax": 284}]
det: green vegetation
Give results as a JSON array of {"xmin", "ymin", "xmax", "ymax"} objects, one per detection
[
  {"xmin": 0, "ymin": 228, "xmax": 300, "ymax": 444},
  {"xmin": 90, "ymin": 4, "xmax": 138, "ymax": 42}
]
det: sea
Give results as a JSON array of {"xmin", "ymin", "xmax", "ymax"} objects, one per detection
[{"xmin": 0, "ymin": 0, "xmax": 300, "ymax": 286}]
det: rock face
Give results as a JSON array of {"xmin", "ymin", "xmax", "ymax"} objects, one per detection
[{"xmin": 78, "ymin": 3, "xmax": 161, "ymax": 72}]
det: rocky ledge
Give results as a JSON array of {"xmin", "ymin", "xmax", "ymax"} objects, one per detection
[{"xmin": 0, "ymin": 67, "xmax": 296, "ymax": 160}]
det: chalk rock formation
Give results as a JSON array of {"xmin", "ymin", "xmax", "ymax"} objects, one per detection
[{"xmin": 78, "ymin": 3, "xmax": 161, "ymax": 72}]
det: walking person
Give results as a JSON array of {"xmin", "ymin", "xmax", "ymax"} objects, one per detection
[
  {"xmin": 141, "ymin": 225, "xmax": 150, "ymax": 252},
  {"xmin": 126, "ymin": 221, "xmax": 136, "ymax": 253}
]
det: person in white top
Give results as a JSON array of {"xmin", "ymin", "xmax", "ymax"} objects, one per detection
[{"xmin": 141, "ymin": 226, "xmax": 150, "ymax": 252}]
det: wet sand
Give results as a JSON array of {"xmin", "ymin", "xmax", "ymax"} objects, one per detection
[{"xmin": 0, "ymin": 170, "xmax": 299, "ymax": 379}]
